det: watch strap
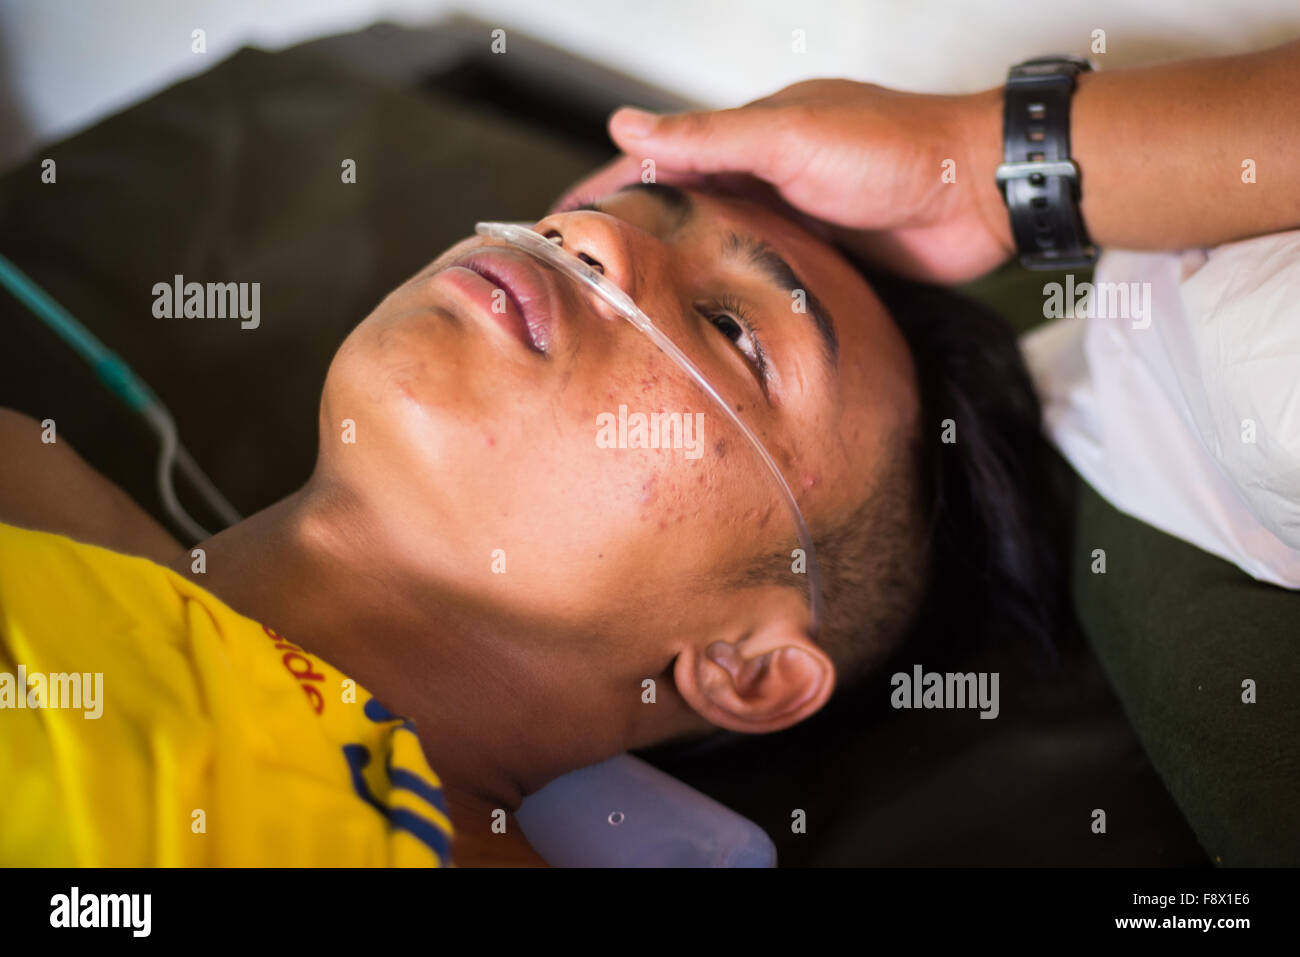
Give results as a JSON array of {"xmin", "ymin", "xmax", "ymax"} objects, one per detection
[{"xmin": 996, "ymin": 56, "xmax": 1097, "ymax": 270}]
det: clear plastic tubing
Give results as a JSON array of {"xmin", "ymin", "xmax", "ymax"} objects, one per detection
[{"xmin": 475, "ymin": 221, "xmax": 823, "ymax": 636}]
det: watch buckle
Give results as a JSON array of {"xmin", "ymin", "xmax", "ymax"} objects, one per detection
[{"xmin": 995, "ymin": 159, "xmax": 1080, "ymax": 185}]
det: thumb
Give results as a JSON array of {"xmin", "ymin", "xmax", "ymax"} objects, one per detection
[{"xmin": 608, "ymin": 105, "xmax": 789, "ymax": 181}]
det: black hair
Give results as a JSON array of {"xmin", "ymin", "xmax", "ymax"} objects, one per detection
[{"xmin": 858, "ymin": 264, "xmax": 1080, "ymax": 677}]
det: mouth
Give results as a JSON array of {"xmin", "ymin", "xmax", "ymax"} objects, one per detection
[{"xmin": 440, "ymin": 247, "xmax": 559, "ymax": 355}]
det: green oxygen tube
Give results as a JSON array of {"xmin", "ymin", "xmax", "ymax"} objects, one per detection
[{"xmin": 0, "ymin": 252, "xmax": 241, "ymax": 542}]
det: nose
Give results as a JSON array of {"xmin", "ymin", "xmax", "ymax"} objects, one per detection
[{"xmin": 531, "ymin": 211, "xmax": 640, "ymax": 305}]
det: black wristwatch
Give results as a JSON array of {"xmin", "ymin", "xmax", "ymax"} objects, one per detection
[{"xmin": 995, "ymin": 55, "xmax": 1098, "ymax": 270}]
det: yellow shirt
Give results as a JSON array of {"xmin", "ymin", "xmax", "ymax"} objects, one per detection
[{"xmin": 0, "ymin": 521, "xmax": 453, "ymax": 866}]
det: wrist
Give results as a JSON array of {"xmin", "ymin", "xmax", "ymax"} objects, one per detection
[{"xmin": 958, "ymin": 86, "xmax": 1016, "ymax": 261}]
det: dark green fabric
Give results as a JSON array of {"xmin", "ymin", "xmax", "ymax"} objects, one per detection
[{"xmin": 1068, "ymin": 480, "xmax": 1300, "ymax": 865}]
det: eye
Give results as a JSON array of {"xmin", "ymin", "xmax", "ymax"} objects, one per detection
[{"xmin": 697, "ymin": 297, "xmax": 767, "ymax": 379}]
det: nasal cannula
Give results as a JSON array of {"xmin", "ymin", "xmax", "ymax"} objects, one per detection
[{"xmin": 475, "ymin": 222, "xmax": 824, "ymax": 636}]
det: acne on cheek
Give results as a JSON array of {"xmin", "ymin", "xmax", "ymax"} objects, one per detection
[
  {"xmin": 612, "ymin": 362, "xmax": 735, "ymax": 530},
  {"xmin": 638, "ymin": 473, "xmax": 658, "ymax": 506},
  {"xmin": 636, "ymin": 467, "xmax": 683, "ymax": 531},
  {"xmin": 767, "ymin": 437, "xmax": 820, "ymax": 494},
  {"xmin": 632, "ymin": 457, "xmax": 716, "ymax": 533},
  {"xmin": 630, "ymin": 441, "xmax": 793, "ymax": 537}
]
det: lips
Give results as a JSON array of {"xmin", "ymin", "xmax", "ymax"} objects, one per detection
[{"xmin": 445, "ymin": 248, "xmax": 558, "ymax": 354}]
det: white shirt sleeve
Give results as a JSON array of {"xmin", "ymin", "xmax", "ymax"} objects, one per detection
[
  {"xmin": 1020, "ymin": 229, "xmax": 1300, "ymax": 589},
  {"xmin": 1177, "ymin": 232, "xmax": 1300, "ymax": 551}
]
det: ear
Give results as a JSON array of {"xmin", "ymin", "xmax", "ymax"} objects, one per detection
[{"xmin": 672, "ymin": 613, "xmax": 836, "ymax": 734}]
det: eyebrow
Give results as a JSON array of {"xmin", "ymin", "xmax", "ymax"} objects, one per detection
[{"xmin": 612, "ymin": 181, "xmax": 839, "ymax": 368}]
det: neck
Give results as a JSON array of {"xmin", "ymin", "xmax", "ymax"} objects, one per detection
[{"xmin": 166, "ymin": 479, "xmax": 670, "ymax": 825}]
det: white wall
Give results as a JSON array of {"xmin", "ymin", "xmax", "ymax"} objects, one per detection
[{"xmin": 2, "ymin": 0, "xmax": 1299, "ymax": 169}]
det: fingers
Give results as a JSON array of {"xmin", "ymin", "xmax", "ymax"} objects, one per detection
[
  {"xmin": 550, "ymin": 99, "xmax": 799, "ymax": 216},
  {"xmin": 607, "ymin": 104, "xmax": 789, "ymax": 181}
]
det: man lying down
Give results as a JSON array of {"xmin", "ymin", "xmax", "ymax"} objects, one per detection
[{"xmin": 0, "ymin": 180, "xmax": 1064, "ymax": 867}]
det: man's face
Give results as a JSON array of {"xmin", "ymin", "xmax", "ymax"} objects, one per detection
[{"xmin": 318, "ymin": 184, "xmax": 918, "ymax": 654}]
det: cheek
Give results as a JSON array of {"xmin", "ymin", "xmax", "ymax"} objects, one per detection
[{"xmin": 581, "ymin": 364, "xmax": 782, "ymax": 570}]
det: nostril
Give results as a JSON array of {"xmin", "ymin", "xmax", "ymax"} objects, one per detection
[{"xmin": 539, "ymin": 226, "xmax": 605, "ymax": 274}]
